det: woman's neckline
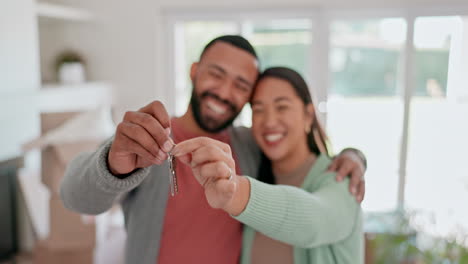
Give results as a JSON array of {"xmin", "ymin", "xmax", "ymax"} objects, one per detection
[{"xmin": 273, "ymin": 153, "xmax": 317, "ymax": 187}]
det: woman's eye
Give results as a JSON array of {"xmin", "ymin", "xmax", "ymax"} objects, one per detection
[
  {"xmin": 252, "ymin": 106, "xmax": 263, "ymax": 113},
  {"xmin": 277, "ymin": 105, "xmax": 289, "ymax": 111}
]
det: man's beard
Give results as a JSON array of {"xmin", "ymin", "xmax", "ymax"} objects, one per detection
[{"xmin": 190, "ymin": 88, "xmax": 241, "ymax": 133}]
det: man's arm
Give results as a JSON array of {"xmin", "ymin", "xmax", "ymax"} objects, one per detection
[
  {"xmin": 60, "ymin": 138, "xmax": 151, "ymax": 215},
  {"xmin": 60, "ymin": 100, "xmax": 174, "ymax": 214}
]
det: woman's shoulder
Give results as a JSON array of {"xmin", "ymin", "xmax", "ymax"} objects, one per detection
[{"xmin": 303, "ymin": 154, "xmax": 340, "ymax": 190}]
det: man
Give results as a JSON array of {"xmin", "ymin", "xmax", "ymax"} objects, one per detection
[{"xmin": 60, "ymin": 35, "xmax": 366, "ymax": 264}]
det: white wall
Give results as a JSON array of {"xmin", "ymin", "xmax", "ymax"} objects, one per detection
[
  {"xmin": 41, "ymin": 0, "xmax": 166, "ymax": 120},
  {"xmin": 49, "ymin": 0, "xmax": 468, "ymax": 121},
  {"xmin": 0, "ymin": 0, "xmax": 40, "ymax": 161},
  {"xmin": 158, "ymin": 0, "xmax": 468, "ymax": 8}
]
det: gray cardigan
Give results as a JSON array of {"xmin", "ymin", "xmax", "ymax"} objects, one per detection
[{"xmin": 60, "ymin": 126, "xmax": 260, "ymax": 264}]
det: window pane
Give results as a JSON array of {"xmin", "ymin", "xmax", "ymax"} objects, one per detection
[
  {"xmin": 174, "ymin": 21, "xmax": 238, "ymax": 116},
  {"xmin": 327, "ymin": 18, "xmax": 407, "ymax": 213},
  {"xmin": 330, "ymin": 18, "xmax": 406, "ymax": 96},
  {"xmin": 245, "ymin": 19, "xmax": 312, "ymax": 75},
  {"xmin": 240, "ymin": 19, "xmax": 313, "ymax": 127},
  {"xmin": 405, "ymin": 16, "xmax": 468, "ymax": 240}
]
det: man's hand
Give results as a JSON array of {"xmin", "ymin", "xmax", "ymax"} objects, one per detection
[
  {"xmin": 108, "ymin": 101, "xmax": 174, "ymax": 175},
  {"xmin": 328, "ymin": 149, "xmax": 366, "ymax": 203},
  {"xmin": 172, "ymin": 137, "xmax": 249, "ymax": 214}
]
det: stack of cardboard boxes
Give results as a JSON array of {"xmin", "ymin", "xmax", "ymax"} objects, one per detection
[{"xmin": 34, "ymin": 112, "xmax": 101, "ymax": 264}]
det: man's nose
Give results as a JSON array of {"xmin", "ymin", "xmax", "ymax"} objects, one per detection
[{"xmin": 216, "ymin": 79, "xmax": 233, "ymax": 101}]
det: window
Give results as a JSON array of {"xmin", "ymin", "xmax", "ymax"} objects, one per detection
[
  {"xmin": 327, "ymin": 18, "xmax": 407, "ymax": 212},
  {"xmin": 405, "ymin": 16, "xmax": 468, "ymax": 239},
  {"xmin": 168, "ymin": 11, "xmax": 468, "ymax": 241}
]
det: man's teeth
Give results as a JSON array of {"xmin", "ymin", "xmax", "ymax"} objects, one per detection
[
  {"xmin": 207, "ymin": 101, "xmax": 227, "ymax": 114},
  {"xmin": 265, "ymin": 134, "xmax": 284, "ymax": 142}
]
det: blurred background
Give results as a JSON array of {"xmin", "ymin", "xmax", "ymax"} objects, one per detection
[{"xmin": 1, "ymin": 0, "xmax": 468, "ymax": 263}]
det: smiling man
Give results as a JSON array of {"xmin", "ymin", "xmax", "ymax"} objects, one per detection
[{"xmin": 60, "ymin": 35, "xmax": 366, "ymax": 264}]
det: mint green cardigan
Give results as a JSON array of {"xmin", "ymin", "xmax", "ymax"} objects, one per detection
[{"xmin": 233, "ymin": 154, "xmax": 364, "ymax": 264}]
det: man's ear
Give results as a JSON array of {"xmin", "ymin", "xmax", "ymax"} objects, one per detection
[{"xmin": 190, "ymin": 62, "xmax": 199, "ymax": 82}]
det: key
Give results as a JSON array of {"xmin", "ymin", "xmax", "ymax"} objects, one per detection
[{"xmin": 168, "ymin": 144, "xmax": 178, "ymax": 197}]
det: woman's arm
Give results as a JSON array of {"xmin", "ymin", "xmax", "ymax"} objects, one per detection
[
  {"xmin": 172, "ymin": 137, "xmax": 362, "ymax": 248},
  {"xmin": 230, "ymin": 175, "xmax": 361, "ymax": 248}
]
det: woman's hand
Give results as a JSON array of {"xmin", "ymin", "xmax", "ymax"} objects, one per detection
[{"xmin": 172, "ymin": 137, "xmax": 250, "ymax": 214}]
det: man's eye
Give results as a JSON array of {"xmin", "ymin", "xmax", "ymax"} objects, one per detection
[
  {"xmin": 210, "ymin": 71, "xmax": 223, "ymax": 79},
  {"xmin": 235, "ymin": 83, "xmax": 250, "ymax": 93}
]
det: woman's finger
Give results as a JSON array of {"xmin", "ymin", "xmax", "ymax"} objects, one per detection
[
  {"xmin": 199, "ymin": 161, "xmax": 232, "ymax": 181},
  {"xmin": 190, "ymin": 145, "xmax": 235, "ymax": 169},
  {"xmin": 172, "ymin": 137, "xmax": 231, "ymax": 157}
]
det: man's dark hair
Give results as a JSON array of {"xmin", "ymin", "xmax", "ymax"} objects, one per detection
[{"xmin": 200, "ymin": 35, "xmax": 258, "ymax": 59}]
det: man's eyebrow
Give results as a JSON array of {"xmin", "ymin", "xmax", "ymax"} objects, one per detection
[
  {"xmin": 207, "ymin": 63, "xmax": 254, "ymax": 88},
  {"xmin": 236, "ymin": 77, "xmax": 253, "ymax": 88},
  {"xmin": 207, "ymin": 64, "xmax": 226, "ymax": 74}
]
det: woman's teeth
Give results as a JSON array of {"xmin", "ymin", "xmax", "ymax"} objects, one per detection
[
  {"xmin": 207, "ymin": 101, "xmax": 227, "ymax": 115},
  {"xmin": 264, "ymin": 133, "xmax": 284, "ymax": 143}
]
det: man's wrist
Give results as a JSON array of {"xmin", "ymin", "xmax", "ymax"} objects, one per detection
[
  {"xmin": 106, "ymin": 154, "xmax": 137, "ymax": 179},
  {"xmin": 341, "ymin": 147, "xmax": 367, "ymax": 169}
]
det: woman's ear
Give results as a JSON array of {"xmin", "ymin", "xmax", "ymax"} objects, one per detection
[
  {"xmin": 190, "ymin": 62, "xmax": 199, "ymax": 82},
  {"xmin": 305, "ymin": 103, "xmax": 315, "ymax": 127}
]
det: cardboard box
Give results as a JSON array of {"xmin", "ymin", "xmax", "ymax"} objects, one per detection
[
  {"xmin": 40, "ymin": 112, "xmax": 80, "ymax": 134},
  {"xmin": 34, "ymin": 239, "xmax": 94, "ymax": 264},
  {"xmin": 41, "ymin": 141, "xmax": 101, "ymax": 196},
  {"xmin": 48, "ymin": 197, "xmax": 96, "ymax": 250},
  {"xmin": 39, "ymin": 110, "xmax": 103, "ymax": 197}
]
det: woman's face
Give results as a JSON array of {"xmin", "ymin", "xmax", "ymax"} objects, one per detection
[{"xmin": 251, "ymin": 77, "xmax": 313, "ymax": 162}]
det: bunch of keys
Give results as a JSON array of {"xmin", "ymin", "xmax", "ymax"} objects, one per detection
[{"xmin": 168, "ymin": 141, "xmax": 178, "ymax": 197}]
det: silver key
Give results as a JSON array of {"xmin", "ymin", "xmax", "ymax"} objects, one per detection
[{"xmin": 168, "ymin": 149, "xmax": 178, "ymax": 197}]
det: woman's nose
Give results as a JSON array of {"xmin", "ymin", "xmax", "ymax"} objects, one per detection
[{"xmin": 263, "ymin": 109, "xmax": 278, "ymax": 128}]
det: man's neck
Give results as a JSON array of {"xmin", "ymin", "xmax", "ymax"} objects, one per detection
[{"xmin": 175, "ymin": 106, "xmax": 226, "ymax": 137}]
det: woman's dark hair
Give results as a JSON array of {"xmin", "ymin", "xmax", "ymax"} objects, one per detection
[{"xmin": 254, "ymin": 67, "xmax": 329, "ymax": 184}]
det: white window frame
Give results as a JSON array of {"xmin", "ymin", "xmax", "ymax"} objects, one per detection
[{"xmin": 161, "ymin": 5, "xmax": 468, "ymax": 212}]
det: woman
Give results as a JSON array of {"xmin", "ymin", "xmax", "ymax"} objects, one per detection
[{"xmin": 173, "ymin": 67, "xmax": 364, "ymax": 263}]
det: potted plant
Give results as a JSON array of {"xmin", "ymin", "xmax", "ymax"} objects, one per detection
[{"xmin": 55, "ymin": 50, "xmax": 86, "ymax": 84}]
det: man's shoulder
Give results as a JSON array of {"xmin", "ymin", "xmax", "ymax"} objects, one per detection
[
  {"xmin": 231, "ymin": 125, "xmax": 251, "ymax": 134},
  {"xmin": 229, "ymin": 125, "xmax": 255, "ymax": 147}
]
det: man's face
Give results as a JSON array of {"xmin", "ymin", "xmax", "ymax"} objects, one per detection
[{"xmin": 190, "ymin": 42, "xmax": 259, "ymax": 133}]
